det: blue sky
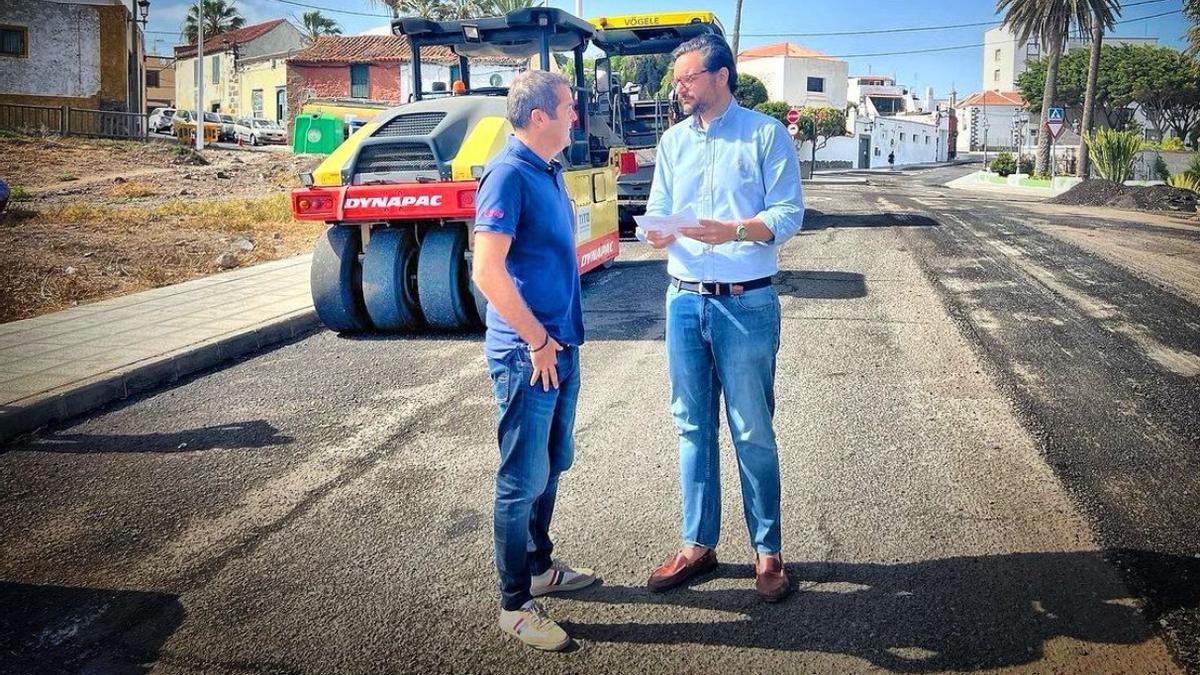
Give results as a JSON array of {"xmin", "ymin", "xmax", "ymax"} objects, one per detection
[{"xmin": 143, "ymin": 0, "xmax": 1190, "ymax": 97}]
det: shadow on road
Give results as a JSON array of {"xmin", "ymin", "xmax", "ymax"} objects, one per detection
[
  {"xmin": 0, "ymin": 581, "xmax": 182, "ymax": 674},
  {"xmin": 776, "ymin": 271, "xmax": 867, "ymax": 300},
  {"xmin": 802, "ymin": 210, "xmax": 940, "ymax": 231},
  {"xmin": 561, "ymin": 550, "xmax": 1195, "ymax": 672},
  {"xmin": 17, "ymin": 420, "xmax": 291, "ymax": 453}
]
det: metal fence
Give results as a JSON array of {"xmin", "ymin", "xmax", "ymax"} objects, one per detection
[{"xmin": 0, "ymin": 103, "xmax": 149, "ymax": 140}]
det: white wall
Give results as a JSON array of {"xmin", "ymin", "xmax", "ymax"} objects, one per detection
[
  {"xmin": 0, "ymin": 0, "xmax": 102, "ymax": 98},
  {"xmin": 400, "ymin": 63, "xmax": 520, "ymax": 101},
  {"xmin": 739, "ymin": 55, "xmax": 847, "ymax": 108},
  {"xmin": 983, "ymin": 25, "xmax": 1159, "ymax": 92},
  {"xmin": 737, "ymin": 57, "xmax": 784, "ymax": 101},
  {"xmin": 956, "ymin": 103, "xmax": 1023, "ymax": 152},
  {"xmin": 783, "ymin": 57, "xmax": 847, "ymax": 109}
]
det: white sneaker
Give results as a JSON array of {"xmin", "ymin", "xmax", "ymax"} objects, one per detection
[
  {"xmin": 530, "ymin": 561, "xmax": 598, "ymax": 597},
  {"xmin": 498, "ymin": 600, "xmax": 571, "ymax": 651}
]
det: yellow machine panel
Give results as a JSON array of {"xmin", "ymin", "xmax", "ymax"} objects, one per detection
[
  {"xmin": 312, "ymin": 122, "xmax": 381, "ymax": 187},
  {"xmin": 588, "ymin": 11, "xmax": 722, "ymax": 30},
  {"xmin": 450, "ymin": 116, "xmax": 514, "ymax": 181}
]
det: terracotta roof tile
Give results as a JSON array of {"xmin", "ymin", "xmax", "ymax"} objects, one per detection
[
  {"xmin": 959, "ymin": 90, "xmax": 1026, "ymax": 107},
  {"xmin": 738, "ymin": 43, "xmax": 838, "ymax": 61},
  {"xmin": 287, "ymin": 35, "xmax": 522, "ymax": 66},
  {"xmin": 175, "ymin": 19, "xmax": 288, "ymax": 58}
]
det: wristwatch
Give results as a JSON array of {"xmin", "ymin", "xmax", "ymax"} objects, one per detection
[{"xmin": 735, "ymin": 220, "xmax": 748, "ymax": 242}]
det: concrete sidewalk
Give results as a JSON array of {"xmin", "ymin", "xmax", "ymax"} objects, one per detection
[
  {"xmin": 0, "ymin": 255, "xmax": 316, "ymax": 443},
  {"xmin": 814, "ymin": 157, "xmax": 979, "ymax": 176}
]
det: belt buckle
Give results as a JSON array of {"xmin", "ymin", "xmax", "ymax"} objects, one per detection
[{"xmin": 698, "ymin": 279, "xmax": 716, "ymax": 295}]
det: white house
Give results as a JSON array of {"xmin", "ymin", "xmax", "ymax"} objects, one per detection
[
  {"xmin": 737, "ymin": 43, "xmax": 848, "ymax": 109},
  {"xmin": 955, "ymin": 90, "xmax": 1026, "ymax": 153},
  {"xmin": 982, "ymin": 25, "xmax": 1157, "ymax": 92}
]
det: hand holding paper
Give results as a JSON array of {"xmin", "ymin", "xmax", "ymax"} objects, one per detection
[{"xmin": 633, "ymin": 207, "xmax": 700, "ymax": 236}]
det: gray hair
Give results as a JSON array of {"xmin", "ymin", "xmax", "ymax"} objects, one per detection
[
  {"xmin": 672, "ymin": 34, "xmax": 738, "ymax": 94},
  {"xmin": 507, "ymin": 70, "xmax": 570, "ymax": 129}
]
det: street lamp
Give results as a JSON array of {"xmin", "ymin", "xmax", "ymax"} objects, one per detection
[
  {"xmin": 981, "ymin": 118, "xmax": 990, "ymax": 170},
  {"xmin": 137, "ymin": 0, "xmax": 150, "ymax": 25}
]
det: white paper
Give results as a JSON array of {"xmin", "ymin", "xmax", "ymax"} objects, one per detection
[{"xmin": 633, "ymin": 206, "xmax": 700, "ymax": 236}]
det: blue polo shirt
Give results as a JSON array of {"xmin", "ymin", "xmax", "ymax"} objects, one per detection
[{"xmin": 474, "ymin": 135, "xmax": 584, "ymax": 360}]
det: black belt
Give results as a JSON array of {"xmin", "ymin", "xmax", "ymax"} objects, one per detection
[{"xmin": 671, "ymin": 276, "xmax": 772, "ymax": 296}]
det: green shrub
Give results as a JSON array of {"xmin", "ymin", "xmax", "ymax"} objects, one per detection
[
  {"xmin": 735, "ymin": 75, "xmax": 768, "ymax": 110},
  {"xmin": 753, "ymin": 101, "xmax": 791, "ymax": 126},
  {"xmin": 1018, "ymin": 155, "xmax": 1034, "ymax": 175},
  {"xmin": 1185, "ymin": 154, "xmax": 1200, "ymax": 180},
  {"xmin": 1168, "ymin": 173, "xmax": 1200, "ymax": 193},
  {"xmin": 1154, "ymin": 155, "xmax": 1171, "ymax": 182},
  {"xmin": 1083, "ymin": 128, "xmax": 1142, "ymax": 183},
  {"xmin": 1156, "ymin": 136, "xmax": 1186, "ymax": 152},
  {"xmin": 991, "ymin": 151, "xmax": 1017, "ymax": 177}
]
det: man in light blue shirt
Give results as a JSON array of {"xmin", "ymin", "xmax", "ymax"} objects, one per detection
[{"xmin": 642, "ymin": 34, "xmax": 804, "ymax": 603}]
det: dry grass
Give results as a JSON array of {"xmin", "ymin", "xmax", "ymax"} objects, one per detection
[
  {"xmin": 109, "ymin": 180, "xmax": 160, "ymax": 199},
  {"xmin": 0, "ymin": 194, "xmax": 322, "ymax": 322}
]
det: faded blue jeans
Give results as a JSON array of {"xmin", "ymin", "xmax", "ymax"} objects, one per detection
[
  {"xmin": 666, "ymin": 284, "xmax": 782, "ymax": 554},
  {"xmin": 487, "ymin": 345, "xmax": 580, "ymax": 611}
]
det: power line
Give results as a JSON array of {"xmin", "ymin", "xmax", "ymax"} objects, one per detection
[
  {"xmin": 814, "ymin": 9, "xmax": 1182, "ymax": 59},
  {"xmin": 144, "ymin": 2, "xmax": 1181, "ymax": 47},
  {"xmin": 742, "ymin": 0, "xmax": 1174, "ymax": 38}
]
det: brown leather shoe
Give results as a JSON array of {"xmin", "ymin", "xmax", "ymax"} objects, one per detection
[
  {"xmin": 755, "ymin": 554, "xmax": 791, "ymax": 602},
  {"xmin": 647, "ymin": 548, "xmax": 718, "ymax": 591}
]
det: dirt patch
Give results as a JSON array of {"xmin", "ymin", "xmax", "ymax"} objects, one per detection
[
  {"xmin": 1050, "ymin": 179, "xmax": 1198, "ymax": 213},
  {"xmin": 0, "ymin": 133, "xmax": 325, "ymax": 323}
]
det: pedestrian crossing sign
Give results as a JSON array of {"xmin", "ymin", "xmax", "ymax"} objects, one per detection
[{"xmin": 1046, "ymin": 107, "xmax": 1066, "ymax": 138}]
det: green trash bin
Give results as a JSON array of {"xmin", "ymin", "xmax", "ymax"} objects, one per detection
[{"xmin": 292, "ymin": 113, "xmax": 344, "ymax": 155}]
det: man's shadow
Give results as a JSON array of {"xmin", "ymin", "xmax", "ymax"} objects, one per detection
[{"xmin": 559, "ymin": 550, "xmax": 1194, "ymax": 672}]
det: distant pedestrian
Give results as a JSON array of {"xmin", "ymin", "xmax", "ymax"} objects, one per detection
[
  {"xmin": 470, "ymin": 69, "xmax": 598, "ymax": 652},
  {"xmin": 887, "ymin": 150, "xmax": 895, "ymax": 169}
]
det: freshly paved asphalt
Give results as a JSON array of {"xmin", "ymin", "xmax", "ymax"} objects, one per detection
[{"xmin": 2, "ymin": 165, "xmax": 1196, "ymax": 674}]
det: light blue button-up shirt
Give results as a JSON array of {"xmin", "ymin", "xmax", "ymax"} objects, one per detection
[{"xmin": 643, "ymin": 100, "xmax": 804, "ymax": 283}]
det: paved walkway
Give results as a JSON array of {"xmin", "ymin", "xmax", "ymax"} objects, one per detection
[{"xmin": 0, "ymin": 255, "xmax": 316, "ymax": 442}]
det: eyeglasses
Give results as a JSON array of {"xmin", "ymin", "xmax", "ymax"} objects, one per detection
[{"xmin": 671, "ymin": 69, "xmax": 711, "ymax": 89}]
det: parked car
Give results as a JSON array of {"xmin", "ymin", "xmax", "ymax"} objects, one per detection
[
  {"xmin": 171, "ymin": 109, "xmax": 193, "ymax": 134},
  {"xmin": 149, "ymin": 107, "xmax": 175, "ymax": 133},
  {"xmin": 234, "ymin": 118, "xmax": 287, "ymax": 145},
  {"xmin": 218, "ymin": 113, "xmax": 237, "ymax": 142}
]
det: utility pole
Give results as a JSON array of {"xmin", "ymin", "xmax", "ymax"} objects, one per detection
[
  {"xmin": 196, "ymin": 0, "xmax": 205, "ymax": 150},
  {"xmin": 574, "ymin": 0, "xmax": 582, "ymax": 17}
]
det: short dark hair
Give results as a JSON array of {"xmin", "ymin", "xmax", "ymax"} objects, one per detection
[
  {"xmin": 671, "ymin": 34, "xmax": 737, "ymax": 94},
  {"xmin": 508, "ymin": 70, "xmax": 571, "ymax": 129}
]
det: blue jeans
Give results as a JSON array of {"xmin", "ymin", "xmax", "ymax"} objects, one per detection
[
  {"xmin": 487, "ymin": 345, "xmax": 580, "ymax": 611},
  {"xmin": 666, "ymin": 284, "xmax": 782, "ymax": 554}
]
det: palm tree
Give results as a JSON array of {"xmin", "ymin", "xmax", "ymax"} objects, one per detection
[
  {"xmin": 1078, "ymin": 1, "xmax": 1121, "ymax": 178},
  {"xmin": 998, "ymin": 0, "xmax": 1117, "ymax": 175},
  {"xmin": 1186, "ymin": 0, "xmax": 1200, "ymax": 55},
  {"xmin": 485, "ymin": 0, "xmax": 544, "ymax": 15},
  {"xmin": 730, "ymin": 0, "xmax": 744, "ymax": 56},
  {"xmin": 181, "ymin": 0, "xmax": 246, "ymax": 44},
  {"xmin": 441, "ymin": 0, "xmax": 489, "ymax": 20},
  {"xmin": 369, "ymin": 0, "xmax": 446, "ymax": 19},
  {"xmin": 300, "ymin": 10, "xmax": 341, "ymax": 41}
]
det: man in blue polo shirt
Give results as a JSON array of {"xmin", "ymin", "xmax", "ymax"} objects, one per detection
[{"xmin": 471, "ymin": 70, "xmax": 597, "ymax": 652}]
